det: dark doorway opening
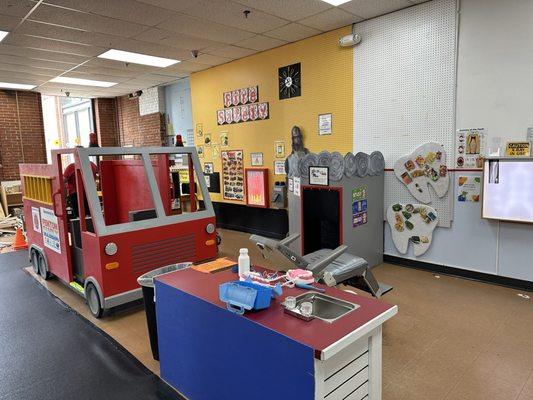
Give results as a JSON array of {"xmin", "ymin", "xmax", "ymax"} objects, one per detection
[{"xmin": 302, "ymin": 187, "xmax": 342, "ymax": 255}]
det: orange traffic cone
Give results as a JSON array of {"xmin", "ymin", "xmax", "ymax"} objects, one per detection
[{"xmin": 12, "ymin": 228, "xmax": 28, "ymax": 251}]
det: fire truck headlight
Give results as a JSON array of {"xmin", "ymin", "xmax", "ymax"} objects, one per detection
[
  {"xmin": 206, "ymin": 223, "xmax": 215, "ymax": 234},
  {"xmin": 104, "ymin": 242, "xmax": 118, "ymax": 256}
]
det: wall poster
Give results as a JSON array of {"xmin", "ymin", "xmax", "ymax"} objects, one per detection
[
  {"xmin": 457, "ymin": 176, "xmax": 480, "ymax": 202},
  {"xmin": 245, "ymin": 168, "xmax": 269, "ymax": 208},
  {"xmin": 318, "ymin": 113, "xmax": 332, "ymax": 135},
  {"xmin": 456, "ymin": 128, "xmax": 485, "ymax": 169},
  {"xmin": 274, "ymin": 160, "xmax": 285, "ymax": 175},
  {"xmin": 222, "ymin": 150, "xmax": 244, "ymax": 201},
  {"xmin": 32, "ymin": 206, "xmax": 41, "ymax": 233},
  {"xmin": 41, "ymin": 207, "xmax": 61, "ymax": 254},
  {"xmin": 352, "ymin": 186, "xmax": 368, "ymax": 227},
  {"xmin": 251, "ymin": 152, "xmax": 263, "ymax": 166}
]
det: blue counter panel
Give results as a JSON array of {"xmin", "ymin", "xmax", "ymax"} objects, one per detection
[{"xmin": 156, "ymin": 281, "xmax": 316, "ymax": 400}]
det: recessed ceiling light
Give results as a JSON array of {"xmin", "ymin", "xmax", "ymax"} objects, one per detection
[
  {"xmin": 0, "ymin": 30, "xmax": 8, "ymax": 42},
  {"xmin": 97, "ymin": 49, "xmax": 180, "ymax": 68},
  {"xmin": 321, "ymin": 0, "xmax": 351, "ymax": 5},
  {"xmin": 50, "ymin": 76, "xmax": 117, "ymax": 87},
  {"xmin": 0, "ymin": 82, "xmax": 36, "ymax": 90}
]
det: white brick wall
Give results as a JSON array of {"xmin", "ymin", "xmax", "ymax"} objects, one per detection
[{"xmin": 139, "ymin": 86, "xmax": 166, "ymax": 116}]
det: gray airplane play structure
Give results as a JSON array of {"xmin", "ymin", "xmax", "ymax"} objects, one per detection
[{"xmin": 249, "ymin": 233, "xmax": 392, "ymax": 297}]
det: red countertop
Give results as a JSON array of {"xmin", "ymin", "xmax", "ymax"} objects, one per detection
[{"xmin": 156, "ymin": 267, "xmax": 396, "ymax": 359}]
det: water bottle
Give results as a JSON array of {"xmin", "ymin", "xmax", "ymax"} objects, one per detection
[{"xmin": 238, "ymin": 248, "xmax": 250, "ymax": 278}]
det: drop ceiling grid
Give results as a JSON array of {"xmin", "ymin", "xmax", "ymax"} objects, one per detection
[{"xmin": 0, "ymin": 0, "xmax": 429, "ymax": 97}]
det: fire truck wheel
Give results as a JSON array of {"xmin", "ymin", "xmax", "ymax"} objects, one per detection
[
  {"xmin": 86, "ymin": 283, "xmax": 103, "ymax": 318},
  {"xmin": 37, "ymin": 252, "xmax": 50, "ymax": 280},
  {"xmin": 30, "ymin": 249, "xmax": 39, "ymax": 275}
]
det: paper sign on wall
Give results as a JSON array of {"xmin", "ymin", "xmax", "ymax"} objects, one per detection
[
  {"xmin": 32, "ymin": 207, "xmax": 41, "ymax": 233},
  {"xmin": 352, "ymin": 186, "xmax": 368, "ymax": 227},
  {"xmin": 457, "ymin": 176, "xmax": 480, "ymax": 202},
  {"xmin": 41, "ymin": 207, "xmax": 61, "ymax": 254},
  {"xmin": 456, "ymin": 128, "xmax": 485, "ymax": 169},
  {"xmin": 505, "ymin": 142, "xmax": 530, "ymax": 157},
  {"xmin": 293, "ymin": 177, "xmax": 301, "ymax": 197}
]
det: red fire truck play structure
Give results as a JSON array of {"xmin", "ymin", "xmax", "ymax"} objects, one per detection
[{"xmin": 20, "ymin": 147, "xmax": 217, "ymax": 317}]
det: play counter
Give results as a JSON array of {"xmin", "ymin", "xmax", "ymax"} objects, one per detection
[{"xmin": 155, "ymin": 268, "xmax": 397, "ymax": 400}]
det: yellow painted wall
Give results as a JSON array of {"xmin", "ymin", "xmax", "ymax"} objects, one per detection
[{"xmin": 190, "ymin": 26, "xmax": 353, "ymax": 205}]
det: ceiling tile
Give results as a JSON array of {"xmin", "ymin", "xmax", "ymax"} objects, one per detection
[
  {"xmin": 190, "ymin": 53, "xmax": 232, "ymax": 66},
  {"xmin": 233, "ymin": 0, "xmax": 332, "ymax": 21},
  {"xmin": 235, "ymin": 34, "xmax": 287, "ymax": 51},
  {"xmin": 0, "ymin": 14, "xmax": 21, "ymax": 30},
  {"xmin": 0, "ymin": 43, "xmax": 91, "ymax": 63},
  {"xmin": 299, "ymin": 8, "xmax": 362, "ymax": 31},
  {"xmin": 0, "ymin": 53, "xmax": 76, "ymax": 70},
  {"xmin": 72, "ymin": 64, "xmax": 140, "ymax": 78},
  {"xmin": 157, "ymin": 11, "xmax": 255, "ymax": 44},
  {"xmin": 134, "ymin": 28, "xmax": 220, "ymax": 52},
  {"xmin": 2, "ymin": 33, "xmax": 105, "ymax": 57},
  {"xmin": 42, "ymin": 0, "xmax": 173, "ymax": 26},
  {"xmin": 83, "ymin": 58, "xmax": 157, "ymax": 73},
  {"xmin": 339, "ymin": 0, "xmax": 412, "ymax": 19},
  {"xmin": 264, "ymin": 23, "xmax": 322, "ymax": 42},
  {"xmin": 0, "ymin": 61, "xmax": 62, "ymax": 76},
  {"xmin": 0, "ymin": 70, "xmax": 49, "ymax": 85},
  {"xmin": 29, "ymin": 3, "xmax": 148, "ymax": 38},
  {"xmin": 204, "ymin": 44, "xmax": 256, "ymax": 59},
  {"xmin": 181, "ymin": 0, "xmax": 288, "ymax": 34},
  {"xmin": 18, "ymin": 21, "xmax": 193, "ymax": 60},
  {"xmin": 0, "ymin": 0, "xmax": 35, "ymax": 17},
  {"xmin": 63, "ymin": 71, "xmax": 130, "ymax": 83},
  {"xmin": 166, "ymin": 60, "xmax": 208, "ymax": 73},
  {"xmin": 136, "ymin": 0, "xmax": 199, "ymax": 13}
]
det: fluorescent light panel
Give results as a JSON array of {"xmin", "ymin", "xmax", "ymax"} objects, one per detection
[
  {"xmin": 98, "ymin": 49, "xmax": 180, "ymax": 68},
  {"xmin": 0, "ymin": 82, "xmax": 36, "ymax": 90},
  {"xmin": 321, "ymin": 0, "xmax": 351, "ymax": 5},
  {"xmin": 50, "ymin": 76, "xmax": 117, "ymax": 87},
  {"xmin": 0, "ymin": 30, "xmax": 8, "ymax": 42}
]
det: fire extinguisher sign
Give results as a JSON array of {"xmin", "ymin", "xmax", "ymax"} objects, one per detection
[{"xmin": 40, "ymin": 207, "xmax": 61, "ymax": 254}]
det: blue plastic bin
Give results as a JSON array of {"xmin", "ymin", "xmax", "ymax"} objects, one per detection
[{"xmin": 219, "ymin": 281, "xmax": 273, "ymax": 315}]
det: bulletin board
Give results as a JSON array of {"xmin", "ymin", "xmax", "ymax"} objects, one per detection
[{"xmin": 353, "ymin": 0, "xmax": 457, "ymax": 227}]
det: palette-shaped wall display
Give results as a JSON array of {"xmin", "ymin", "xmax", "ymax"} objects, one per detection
[
  {"xmin": 386, "ymin": 203, "xmax": 438, "ymax": 256},
  {"xmin": 394, "ymin": 142, "xmax": 449, "ymax": 203}
]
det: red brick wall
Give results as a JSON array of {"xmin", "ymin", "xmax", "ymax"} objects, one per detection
[
  {"xmin": 94, "ymin": 98, "xmax": 118, "ymax": 147},
  {"xmin": 116, "ymin": 96, "xmax": 166, "ymax": 147},
  {"xmin": 0, "ymin": 90, "xmax": 46, "ymax": 180}
]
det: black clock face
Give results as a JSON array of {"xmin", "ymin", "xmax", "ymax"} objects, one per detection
[{"xmin": 278, "ymin": 63, "xmax": 301, "ymax": 100}]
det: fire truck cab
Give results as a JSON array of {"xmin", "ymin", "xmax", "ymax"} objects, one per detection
[{"xmin": 20, "ymin": 147, "xmax": 217, "ymax": 317}]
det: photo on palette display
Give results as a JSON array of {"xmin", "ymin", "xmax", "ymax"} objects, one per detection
[
  {"xmin": 393, "ymin": 142, "xmax": 450, "ymax": 204},
  {"xmin": 386, "ymin": 203, "xmax": 439, "ymax": 257}
]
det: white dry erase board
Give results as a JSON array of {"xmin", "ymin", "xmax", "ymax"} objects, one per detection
[{"xmin": 482, "ymin": 158, "xmax": 533, "ymax": 224}]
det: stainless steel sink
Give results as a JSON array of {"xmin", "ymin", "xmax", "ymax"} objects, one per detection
[{"xmin": 282, "ymin": 292, "xmax": 360, "ymax": 323}]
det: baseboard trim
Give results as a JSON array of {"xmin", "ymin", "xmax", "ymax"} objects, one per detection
[{"xmin": 384, "ymin": 255, "xmax": 533, "ymax": 292}]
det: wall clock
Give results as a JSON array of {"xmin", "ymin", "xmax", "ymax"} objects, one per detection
[{"xmin": 278, "ymin": 63, "xmax": 301, "ymax": 100}]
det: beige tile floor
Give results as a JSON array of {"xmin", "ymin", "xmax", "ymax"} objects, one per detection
[{"xmin": 25, "ymin": 229, "xmax": 533, "ymax": 400}]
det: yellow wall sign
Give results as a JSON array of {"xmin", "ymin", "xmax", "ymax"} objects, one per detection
[{"xmin": 505, "ymin": 142, "xmax": 531, "ymax": 157}]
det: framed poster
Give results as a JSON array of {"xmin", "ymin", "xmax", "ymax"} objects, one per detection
[
  {"xmin": 197, "ymin": 145, "xmax": 204, "ymax": 158},
  {"xmin": 318, "ymin": 113, "xmax": 332, "ymax": 135},
  {"xmin": 195, "ymin": 123, "xmax": 203, "ymax": 137},
  {"xmin": 220, "ymin": 131, "xmax": 229, "ymax": 147},
  {"xmin": 251, "ymin": 152, "xmax": 263, "ymax": 166},
  {"xmin": 309, "ymin": 166, "xmax": 329, "ymax": 186},
  {"xmin": 274, "ymin": 160, "xmax": 285, "ymax": 175},
  {"xmin": 456, "ymin": 128, "xmax": 485, "ymax": 169},
  {"xmin": 221, "ymin": 150, "xmax": 244, "ymax": 201},
  {"xmin": 245, "ymin": 168, "xmax": 269, "ymax": 208}
]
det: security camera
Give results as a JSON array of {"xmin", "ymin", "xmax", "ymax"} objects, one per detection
[
  {"xmin": 128, "ymin": 90, "xmax": 143, "ymax": 99},
  {"xmin": 65, "ymin": 91, "xmax": 70, "ymax": 98},
  {"xmin": 339, "ymin": 33, "xmax": 362, "ymax": 47},
  {"xmin": 191, "ymin": 50, "xmax": 199, "ymax": 58}
]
